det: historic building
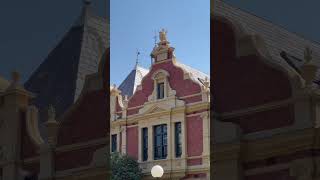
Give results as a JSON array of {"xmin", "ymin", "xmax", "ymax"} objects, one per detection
[
  {"xmin": 213, "ymin": 0, "xmax": 320, "ymax": 179},
  {"xmin": 110, "ymin": 30, "xmax": 210, "ymax": 179},
  {"xmin": 0, "ymin": 1, "xmax": 109, "ymax": 180}
]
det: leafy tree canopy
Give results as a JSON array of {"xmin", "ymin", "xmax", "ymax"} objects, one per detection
[{"xmin": 110, "ymin": 152, "xmax": 143, "ymax": 180}]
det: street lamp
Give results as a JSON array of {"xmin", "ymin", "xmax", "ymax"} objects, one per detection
[{"xmin": 151, "ymin": 165, "xmax": 164, "ymax": 179}]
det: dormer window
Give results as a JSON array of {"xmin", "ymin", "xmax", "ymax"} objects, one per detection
[
  {"xmin": 149, "ymin": 69, "xmax": 176, "ymax": 102},
  {"xmin": 157, "ymin": 82, "xmax": 164, "ymax": 99}
]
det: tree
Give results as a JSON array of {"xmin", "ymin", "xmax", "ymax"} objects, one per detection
[{"xmin": 111, "ymin": 152, "xmax": 143, "ymax": 180}]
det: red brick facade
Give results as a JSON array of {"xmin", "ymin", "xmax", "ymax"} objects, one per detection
[{"xmin": 126, "ymin": 126, "xmax": 139, "ymax": 160}]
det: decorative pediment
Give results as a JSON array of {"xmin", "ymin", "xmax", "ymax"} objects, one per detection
[
  {"xmin": 139, "ymin": 96, "xmax": 185, "ymax": 115},
  {"xmin": 145, "ymin": 106, "xmax": 167, "ymax": 114}
]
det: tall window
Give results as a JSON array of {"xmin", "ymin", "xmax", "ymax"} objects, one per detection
[
  {"xmin": 142, "ymin": 128, "xmax": 148, "ymax": 161},
  {"xmin": 157, "ymin": 82, "xmax": 164, "ymax": 99},
  {"xmin": 154, "ymin": 124, "xmax": 167, "ymax": 160},
  {"xmin": 175, "ymin": 122, "xmax": 182, "ymax": 157},
  {"xmin": 111, "ymin": 134, "xmax": 117, "ymax": 152}
]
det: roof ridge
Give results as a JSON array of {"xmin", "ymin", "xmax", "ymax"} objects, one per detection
[
  {"xmin": 175, "ymin": 60, "xmax": 209, "ymax": 77},
  {"xmin": 219, "ymin": 0, "xmax": 320, "ymax": 47}
]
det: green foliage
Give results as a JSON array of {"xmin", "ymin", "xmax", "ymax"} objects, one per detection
[{"xmin": 110, "ymin": 152, "xmax": 143, "ymax": 180}]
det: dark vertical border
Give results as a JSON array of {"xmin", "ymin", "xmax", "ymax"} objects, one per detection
[{"xmin": 210, "ymin": 0, "xmax": 214, "ymax": 179}]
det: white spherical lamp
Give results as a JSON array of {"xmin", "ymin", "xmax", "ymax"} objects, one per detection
[{"xmin": 151, "ymin": 165, "xmax": 164, "ymax": 178}]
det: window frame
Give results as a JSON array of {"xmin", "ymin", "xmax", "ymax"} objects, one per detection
[
  {"xmin": 175, "ymin": 122, "xmax": 182, "ymax": 158},
  {"xmin": 154, "ymin": 124, "xmax": 167, "ymax": 160},
  {"xmin": 111, "ymin": 134, "xmax": 117, "ymax": 152},
  {"xmin": 157, "ymin": 82, "xmax": 165, "ymax": 99},
  {"xmin": 142, "ymin": 127, "xmax": 148, "ymax": 161}
]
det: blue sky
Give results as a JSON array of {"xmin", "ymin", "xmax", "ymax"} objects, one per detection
[{"xmin": 110, "ymin": 0, "xmax": 210, "ymax": 86}]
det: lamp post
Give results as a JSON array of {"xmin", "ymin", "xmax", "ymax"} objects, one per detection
[{"xmin": 151, "ymin": 165, "xmax": 164, "ymax": 179}]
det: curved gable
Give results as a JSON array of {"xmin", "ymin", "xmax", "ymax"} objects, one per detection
[
  {"xmin": 212, "ymin": 19, "xmax": 293, "ymax": 114},
  {"xmin": 127, "ymin": 60, "xmax": 203, "ymax": 115}
]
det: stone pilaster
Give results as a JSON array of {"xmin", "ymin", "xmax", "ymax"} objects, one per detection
[
  {"xmin": 148, "ymin": 126, "xmax": 153, "ymax": 161},
  {"xmin": 39, "ymin": 144, "xmax": 54, "ymax": 180},
  {"xmin": 121, "ymin": 126, "xmax": 127, "ymax": 154},
  {"xmin": 202, "ymin": 112, "xmax": 210, "ymax": 157}
]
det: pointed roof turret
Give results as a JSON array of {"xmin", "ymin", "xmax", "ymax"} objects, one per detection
[
  {"xmin": 74, "ymin": 0, "xmax": 93, "ymax": 27},
  {"xmin": 118, "ymin": 65, "xmax": 149, "ymax": 97},
  {"xmin": 24, "ymin": 1, "xmax": 108, "ymax": 130}
]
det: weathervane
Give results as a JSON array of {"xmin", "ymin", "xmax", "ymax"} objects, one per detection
[
  {"xmin": 136, "ymin": 49, "xmax": 140, "ymax": 67},
  {"xmin": 154, "ymin": 30, "xmax": 158, "ymax": 46}
]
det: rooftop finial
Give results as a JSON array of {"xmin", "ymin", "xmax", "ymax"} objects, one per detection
[
  {"xmin": 154, "ymin": 30, "xmax": 158, "ymax": 46},
  {"xmin": 11, "ymin": 71, "xmax": 20, "ymax": 83},
  {"xmin": 48, "ymin": 105, "xmax": 56, "ymax": 120},
  {"xmin": 159, "ymin": 28, "xmax": 168, "ymax": 42},
  {"xmin": 304, "ymin": 46, "xmax": 313, "ymax": 63},
  {"xmin": 135, "ymin": 50, "xmax": 140, "ymax": 68}
]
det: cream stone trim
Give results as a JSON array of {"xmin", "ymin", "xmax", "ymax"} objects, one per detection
[
  {"xmin": 122, "ymin": 97, "xmax": 207, "ymax": 113},
  {"xmin": 147, "ymin": 125, "xmax": 153, "ymax": 161},
  {"xmin": 112, "ymin": 102, "xmax": 208, "ymax": 126},
  {"xmin": 241, "ymin": 128, "xmax": 313, "ymax": 162},
  {"xmin": 127, "ymin": 105, "xmax": 144, "ymax": 110},
  {"xmin": 117, "ymin": 132, "xmax": 120, "ymax": 152},
  {"xmin": 26, "ymin": 106, "xmax": 44, "ymax": 146},
  {"xmin": 186, "ymin": 166, "xmax": 210, "ymax": 172},
  {"xmin": 126, "ymin": 124, "xmax": 138, "ymax": 128},
  {"xmin": 202, "ymin": 112, "xmax": 210, "ymax": 157},
  {"xmin": 121, "ymin": 126, "xmax": 126, "ymax": 154},
  {"xmin": 55, "ymin": 166, "xmax": 107, "ymax": 178},
  {"xmin": 186, "ymin": 112, "xmax": 206, "ymax": 117},
  {"xmin": 55, "ymin": 138, "xmax": 108, "ymax": 153},
  {"xmin": 179, "ymin": 93, "xmax": 202, "ymax": 99},
  {"xmin": 185, "ymin": 102, "xmax": 209, "ymax": 111},
  {"xmin": 216, "ymin": 97, "xmax": 299, "ymax": 120},
  {"xmin": 244, "ymin": 163, "xmax": 289, "ymax": 176},
  {"xmin": 187, "ymin": 155, "xmax": 203, "ymax": 159},
  {"xmin": 148, "ymin": 69, "xmax": 176, "ymax": 102}
]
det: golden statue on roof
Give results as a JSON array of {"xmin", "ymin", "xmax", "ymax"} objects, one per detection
[{"xmin": 159, "ymin": 28, "xmax": 168, "ymax": 42}]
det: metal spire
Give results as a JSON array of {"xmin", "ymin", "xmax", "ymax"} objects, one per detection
[
  {"xmin": 154, "ymin": 30, "xmax": 158, "ymax": 46},
  {"xmin": 135, "ymin": 49, "xmax": 140, "ymax": 68}
]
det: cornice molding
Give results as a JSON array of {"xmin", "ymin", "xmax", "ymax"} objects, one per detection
[
  {"xmin": 241, "ymin": 128, "xmax": 314, "ymax": 162},
  {"xmin": 214, "ymin": 95, "xmax": 313, "ymax": 120},
  {"xmin": 213, "ymin": 128, "xmax": 317, "ymax": 163},
  {"xmin": 111, "ymin": 102, "xmax": 209, "ymax": 127},
  {"xmin": 55, "ymin": 138, "xmax": 108, "ymax": 153}
]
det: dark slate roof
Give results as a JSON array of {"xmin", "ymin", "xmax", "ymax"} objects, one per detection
[
  {"xmin": 214, "ymin": 0, "xmax": 320, "ymax": 80},
  {"xmin": 24, "ymin": 1, "xmax": 108, "ymax": 130},
  {"xmin": 118, "ymin": 65, "xmax": 149, "ymax": 97}
]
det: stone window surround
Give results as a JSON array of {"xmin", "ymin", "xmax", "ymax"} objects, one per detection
[
  {"xmin": 148, "ymin": 69, "xmax": 176, "ymax": 102},
  {"xmin": 137, "ymin": 113, "xmax": 186, "ymax": 163}
]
